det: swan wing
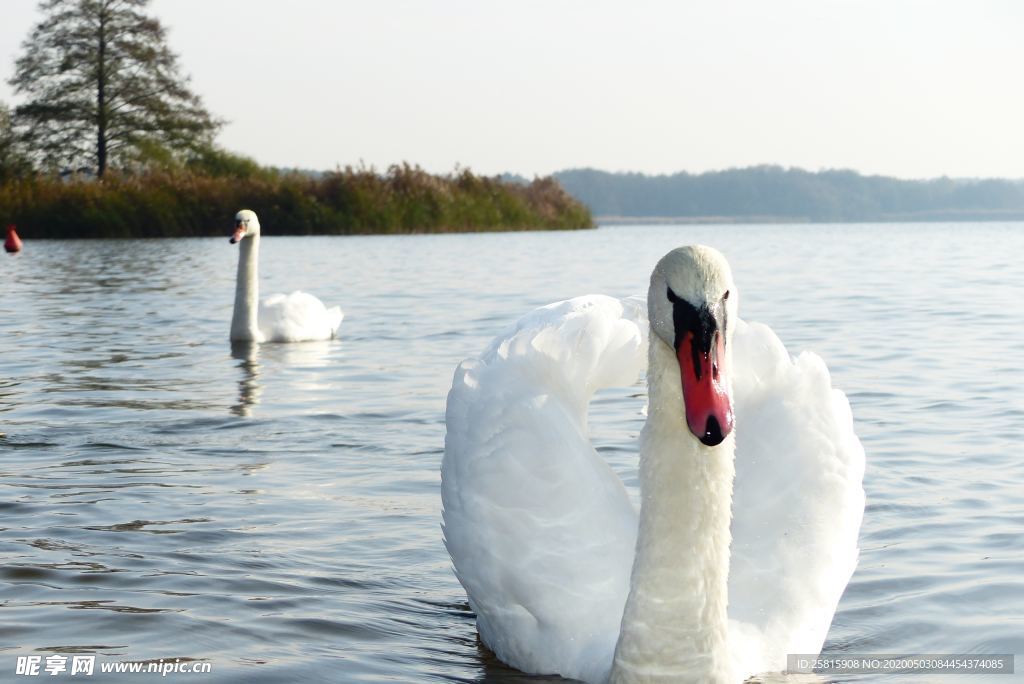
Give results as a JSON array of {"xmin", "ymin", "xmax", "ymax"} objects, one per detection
[
  {"xmin": 727, "ymin": 319, "xmax": 866, "ymax": 678},
  {"xmin": 442, "ymin": 295, "xmax": 646, "ymax": 683},
  {"xmin": 258, "ymin": 291, "xmax": 343, "ymax": 342}
]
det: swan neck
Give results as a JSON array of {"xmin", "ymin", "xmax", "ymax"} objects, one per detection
[
  {"xmin": 230, "ymin": 234, "xmax": 261, "ymax": 342},
  {"xmin": 610, "ymin": 335, "xmax": 735, "ymax": 684}
]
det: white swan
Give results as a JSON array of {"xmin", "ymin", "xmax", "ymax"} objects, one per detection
[
  {"xmin": 441, "ymin": 245, "xmax": 865, "ymax": 683},
  {"xmin": 229, "ymin": 209, "xmax": 343, "ymax": 343}
]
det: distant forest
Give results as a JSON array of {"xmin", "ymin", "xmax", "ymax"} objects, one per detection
[{"xmin": 553, "ymin": 166, "xmax": 1024, "ymax": 223}]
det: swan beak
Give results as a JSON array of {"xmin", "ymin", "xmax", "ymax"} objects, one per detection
[
  {"xmin": 677, "ymin": 330, "xmax": 734, "ymax": 446},
  {"xmin": 230, "ymin": 226, "xmax": 246, "ymax": 244}
]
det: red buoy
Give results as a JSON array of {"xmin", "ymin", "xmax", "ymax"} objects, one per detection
[{"xmin": 5, "ymin": 225, "xmax": 22, "ymax": 253}]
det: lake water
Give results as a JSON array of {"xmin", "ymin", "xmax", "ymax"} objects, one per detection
[{"xmin": 1, "ymin": 223, "xmax": 1021, "ymax": 683}]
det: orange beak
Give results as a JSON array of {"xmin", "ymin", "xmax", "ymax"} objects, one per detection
[
  {"xmin": 230, "ymin": 225, "xmax": 246, "ymax": 243},
  {"xmin": 678, "ymin": 329, "xmax": 734, "ymax": 446}
]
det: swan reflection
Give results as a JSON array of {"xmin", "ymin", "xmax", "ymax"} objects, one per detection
[
  {"xmin": 230, "ymin": 342, "xmax": 261, "ymax": 417},
  {"xmin": 230, "ymin": 340, "xmax": 338, "ymax": 417},
  {"xmin": 276, "ymin": 339, "xmax": 334, "ymax": 368}
]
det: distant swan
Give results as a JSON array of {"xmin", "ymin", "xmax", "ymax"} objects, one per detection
[
  {"xmin": 441, "ymin": 245, "xmax": 865, "ymax": 683},
  {"xmin": 228, "ymin": 209, "xmax": 344, "ymax": 342},
  {"xmin": 229, "ymin": 209, "xmax": 342, "ymax": 343}
]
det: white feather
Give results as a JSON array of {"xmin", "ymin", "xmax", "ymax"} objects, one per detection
[
  {"xmin": 229, "ymin": 209, "xmax": 343, "ymax": 343},
  {"xmin": 441, "ymin": 292, "xmax": 864, "ymax": 682},
  {"xmin": 258, "ymin": 291, "xmax": 344, "ymax": 343}
]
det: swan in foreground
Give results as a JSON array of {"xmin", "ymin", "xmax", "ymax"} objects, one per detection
[
  {"xmin": 229, "ymin": 209, "xmax": 342, "ymax": 343},
  {"xmin": 441, "ymin": 245, "xmax": 865, "ymax": 683}
]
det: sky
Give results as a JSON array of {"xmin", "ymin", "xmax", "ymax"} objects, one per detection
[{"xmin": 1, "ymin": 0, "xmax": 1023, "ymax": 180}]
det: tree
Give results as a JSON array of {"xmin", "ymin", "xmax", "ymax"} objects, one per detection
[
  {"xmin": 9, "ymin": 0, "xmax": 220, "ymax": 177},
  {"xmin": 0, "ymin": 102, "xmax": 33, "ymax": 181}
]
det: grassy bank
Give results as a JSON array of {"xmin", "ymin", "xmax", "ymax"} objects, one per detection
[{"xmin": 0, "ymin": 164, "xmax": 593, "ymax": 239}]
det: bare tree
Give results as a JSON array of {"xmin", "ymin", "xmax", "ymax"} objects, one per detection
[{"xmin": 10, "ymin": 0, "xmax": 220, "ymax": 177}]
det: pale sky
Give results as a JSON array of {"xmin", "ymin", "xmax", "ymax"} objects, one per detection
[{"xmin": 2, "ymin": 0, "xmax": 1023, "ymax": 179}]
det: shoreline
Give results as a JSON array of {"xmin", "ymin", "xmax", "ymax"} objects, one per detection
[
  {"xmin": 0, "ymin": 166, "xmax": 593, "ymax": 239},
  {"xmin": 596, "ymin": 211, "xmax": 1024, "ymax": 225}
]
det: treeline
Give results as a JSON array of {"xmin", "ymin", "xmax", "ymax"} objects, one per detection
[
  {"xmin": 0, "ymin": 161, "xmax": 593, "ymax": 239},
  {"xmin": 554, "ymin": 166, "xmax": 1024, "ymax": 222},
  {"xmin": 0, "ymin": 1, "xmax": 596, "ymax": 238}
]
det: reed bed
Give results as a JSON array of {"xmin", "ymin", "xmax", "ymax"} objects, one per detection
[{"xmin": 0, "ymin": 163, "xmax": 592, "ymax": 238}]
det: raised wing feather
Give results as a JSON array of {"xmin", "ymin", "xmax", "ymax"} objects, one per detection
[
  {"xmin": 728, "ymin": 320, "xmax": 866, "ymax": 678},
  {"xmin": 441, "ymin": 295, "xmax": 646, "ymax": 682},
  {"xmin": 442, "ymin": 300, "xmax": 865, "ymax": 683},
  {"xmin": 258, "ymin": 291, "xmax": 343, "ymax": 342}
]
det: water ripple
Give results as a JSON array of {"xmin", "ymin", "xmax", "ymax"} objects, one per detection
[{"xmin": 1, "ymin": 226, "xmax": 1021, "ymax": 681}]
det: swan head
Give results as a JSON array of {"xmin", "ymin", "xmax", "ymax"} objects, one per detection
[
  {"xmin": 648, "ymin": 245, "xmax": 737, "ymax": 447},
  {"xmin": 230, "ymin": 209, "xmax": 261, "ymax": 243}
]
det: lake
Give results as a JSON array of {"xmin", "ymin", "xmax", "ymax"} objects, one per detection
[{"xmin": 1, "ymin": 223, "xmax": 1021, "ymax": 683}]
